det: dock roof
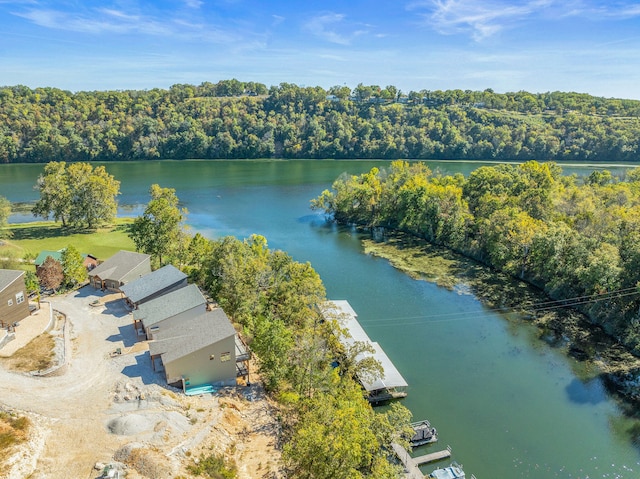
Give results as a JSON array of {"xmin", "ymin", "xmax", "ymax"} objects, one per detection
[
  {"xmin": 120, "ymin": 264, "xmax": 187, "ymax": 304},
  {"xmin": 149, "ymin": 308, "xmax": 236, "ymax": 364},
  {"xmin": 133, "ymin": 283, "xmax": 205, "ymax": 326},
  {"xmin": 322, "ymin": 300, "xmax": 408, "ymax": 392}
]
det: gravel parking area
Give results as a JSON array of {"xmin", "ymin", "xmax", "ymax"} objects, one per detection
[{"xmin": 0, "ymin": 285, "xmax": 282, "ymax": 479}]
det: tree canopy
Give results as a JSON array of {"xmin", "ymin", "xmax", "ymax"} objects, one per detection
[
  {"xmin": 60, "ymin": 244, "xmax": 87, "ymax": 288},
  {"xmin": 129, "ymin": 184, "xmax": 187, "ymax": 266},
  {"xmin": 181, "ymin": 233, "xmax": 413, "ymax": 476},
  {"xmin": 0, "ymin": 195, "xmax": 10, "ymax": 238},
  {"xmin": 3, "ymin": 82, "xmax": 640, "ymax": 163},
  {"xmin": 37, "ymin": 256, "xmax": 64, "ymax": 292},
  {"xmin": 314, "ymin": 161, "xmax": 640, "ymax": 354},
  {"xmin": 33, "ymin": 161, "xmax": 120, "ymax": 228}
]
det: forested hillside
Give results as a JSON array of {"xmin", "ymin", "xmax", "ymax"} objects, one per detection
[
  {"xmin": 2, "ymin": 80, "xmax": 640, "ymax": 163},
  {"xmin": 312, "ymin": 161, "xmax": 640, "ymax": 355}
]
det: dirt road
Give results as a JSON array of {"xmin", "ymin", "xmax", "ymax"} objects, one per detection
[{"xmin": 0, "ymin": 287, "xmax": 281, "ymax": 479}]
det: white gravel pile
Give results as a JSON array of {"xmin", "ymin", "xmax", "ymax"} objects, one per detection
[{"xmin": 107, "ymin": 414, "xmax": 153, "ymax": 435}]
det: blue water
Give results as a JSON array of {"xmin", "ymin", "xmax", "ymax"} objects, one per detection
[{"xmin": 2, "ymin": 159, "xmax": 640, "ymax": 478}]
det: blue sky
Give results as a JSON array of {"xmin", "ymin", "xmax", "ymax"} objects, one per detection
[{"xmin": 2, "ymin": 0, "xmax": 640, "ymax": 99}]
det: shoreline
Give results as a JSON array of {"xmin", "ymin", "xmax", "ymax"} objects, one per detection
[{"xmin": 361, "ymin": 230, "xmax": 640, "ymax": 411}]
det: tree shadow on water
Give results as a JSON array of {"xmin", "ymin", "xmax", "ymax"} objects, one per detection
[{"xmin": 565, "ymin": 377, "xmax": 607, "ymax": 405}]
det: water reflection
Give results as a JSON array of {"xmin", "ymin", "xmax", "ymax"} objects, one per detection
[{"xmin": 566, "ymin": 377, "xmax": 607, "ymax": 405}]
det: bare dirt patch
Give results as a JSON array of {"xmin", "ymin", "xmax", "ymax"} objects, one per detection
[{"xmin": 0, "ymin": 333, "xmax": 55, "ymax": 372}]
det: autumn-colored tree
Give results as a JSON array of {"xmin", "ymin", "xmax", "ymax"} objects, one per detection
[{"xmin": 37, "ymin": 256, "xmax": 64, "ymax": 292}]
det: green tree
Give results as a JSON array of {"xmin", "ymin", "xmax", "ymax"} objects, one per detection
[
  {"xmin": 32, "ymin": 161, "xmax": 120, "ymax": 228},
  {"xmin": 33, "ymin": 161, "xmax": 71, "ymax": 226},
  {"xmin": 129, "ymin": 184, "xmax": 187, "ymax": 265},
  {"xmin": 60, "ymin": 245, "xmax": 87, "ymax": 288},
  {"xmin": 67, "ymin": 164, "xmax": 120, "ymax": 228},
  {"xmin": 0, "ymin": 195, "xmax": 10, "ymax": 238}
]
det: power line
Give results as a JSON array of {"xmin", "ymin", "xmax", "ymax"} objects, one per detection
[{"xmin": 362, "ymin": 285, "xmax": 640, "ymax": 328}]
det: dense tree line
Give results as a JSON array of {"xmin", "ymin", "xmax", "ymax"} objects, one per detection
[
  {"xmin": 312, "ymin": 161, "xmax": 640, "ymax": 355},
  {"xmin": 188, "ymin": 234, "xmax": 413, "ymax": 478},
  {"xmin": 2, "ymin": 81, "xmax": 640, "ymax": 163}
]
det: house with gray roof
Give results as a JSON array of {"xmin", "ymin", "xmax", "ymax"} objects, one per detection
[
  {"xmin": 149, "ymin": 307, "xmax": 238, "ymax": 389},
  {"xmin": 120, "ymin": 264, "xmax": 187, "ymax": 308},
  {"xmin": 133, "ymin": 283, "xmax": 206, "ymax": 339},
  {"xmin": 0, "ymin": 269, "xmax": 29, "ymax": 327},
  {"xmin": 88, "ymin": 250, "xmax": 151, "ymax": 292}
]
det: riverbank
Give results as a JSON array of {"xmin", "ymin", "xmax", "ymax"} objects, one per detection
[{"xmin": 362, "ymin": 231, "xmax": 640, "ymax": 410}]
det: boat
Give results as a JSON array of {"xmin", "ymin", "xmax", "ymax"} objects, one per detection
[
  {"xmin": 410, "ymin": 419, "xmax": 438, "ymax": 446},
  {"xmin": 428, "ymin": 462, "xmax": 466, "ymax": 479}
]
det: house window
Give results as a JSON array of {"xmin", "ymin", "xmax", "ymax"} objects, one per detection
[
  {"xmin": 7, "ymin": 299, "xmax": 13, "ymax": 306},
  {"xmin": 209, "ymin": 354, "xmax": 215, "ymax": 361},
  {"xmin": 220, "ymin": 352, "xmax": 231, "ymax": 362},
  {"xmin": 16, "ymin": 292, "xmax": 24, "ymax": 304}
]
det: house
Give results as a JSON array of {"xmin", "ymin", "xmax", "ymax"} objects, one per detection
[
  {"xmin": 120, "ymin": 264, "xmax": 188, "ymax": 309},
  {"xmin": 88, "ymin": 250, "xmax": 151, "ymax": 291},
  {"xmin": 0, "ymin": 269, "xmax": 30, "ymax": 327},
  {"xmin": 132, "ymin": 283, "xmax": 206, "ymax": 339},
  {"xmin": 35, "ymin": 250, "xmax": 98, "ymax": 272},
  {"xmin": 148, "ymin": 307, "xmax": 239, "ymax": 390},
  {"xmin": 321, "ymin": 300, "xmax": 408, "ymax": 404}
]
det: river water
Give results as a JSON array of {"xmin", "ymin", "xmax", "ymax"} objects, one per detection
[{"xmin": 2, "ymin": 159, "xmax": 640, "ymax": 478}]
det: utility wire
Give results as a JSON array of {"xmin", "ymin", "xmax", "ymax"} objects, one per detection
[{"xmin": 362, "ymin": 285, "xmax": 640, "ymax": 327}]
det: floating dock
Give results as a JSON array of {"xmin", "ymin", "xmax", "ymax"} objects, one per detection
[
  {"xmin": 414, "ymin": 446, "xmax": 452, "ymax": 465},
  {"xmin": 392, "ymin": 443, "xmax": 453, "ymax": 478}
]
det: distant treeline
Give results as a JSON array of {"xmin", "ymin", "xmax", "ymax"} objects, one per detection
[
  {"xmin": 312, "ymin": 161, "xmax": 640, "ymax": 354},
  {"xmin": 2, "ymin": 79, "xmax": 640, "ymax": 163}
]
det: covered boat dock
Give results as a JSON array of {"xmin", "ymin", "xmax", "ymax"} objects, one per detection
[{"xmin": 321, "ymin": 300, "xmax": 408, "ymax": 403}]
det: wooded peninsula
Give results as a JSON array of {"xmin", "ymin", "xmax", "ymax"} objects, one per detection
[
  {"xmin": 312, "ymin": 161, "xmax": 640, "ymax": 367},
  {"xmin": 2, "ymin": 79, "xmax": 640, "ymax": 163}
]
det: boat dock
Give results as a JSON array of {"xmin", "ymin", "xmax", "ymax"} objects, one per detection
[
  {"xmin": 414, "ymin": 445, "xmax": 452, "ymax": 465},
  {"xmin": 321, "ymin": 300, "xmax": 408, "ymax": 403},
  {"xmin": 392, "ymin": 443, "xmax": 452, "ymax": 478}
]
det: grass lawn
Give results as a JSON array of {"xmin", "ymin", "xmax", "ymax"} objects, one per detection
[{"xmin": 1, "ymin": 218, "xmax": 135, "ymax": 260}]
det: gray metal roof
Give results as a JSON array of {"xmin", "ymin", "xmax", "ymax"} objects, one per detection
[
  {"xmin": 88, "ymin": 250, "xmax": 150, "ymax": 283},
  {"xmin": 133, "ymin": 283, "xmax": 205, "ymax": 327},
  {"xmin": 149, "ymin": 308, "xmax": 237, "ymax": 364},
  {"xmin": 360, "ymin": 342, "xmax": 408, "ymax": 391},
  {"xmin": 120, "ymin": 264, "xmax": 187, "ymax": 304},
  {"xmin": 322, "ymin": 300, "xmax": 408, "ymax": 392},
  {"xmin": 0, "ymin": 269, "xmax": 24, "ymax": 293}
]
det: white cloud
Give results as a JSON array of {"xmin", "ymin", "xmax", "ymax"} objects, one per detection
[
  {"xmin": 183, "ymin": 0, "xmax": 203, "ymax": 8},
  {"xmin": 15, "ymin": 7, "xmax": 171, "ymax": 35},
  {"xmin": 304, "ymin": 12, "xmax": 370, "ymax": 45},
  {"xmin": 408, "ymin": 0, "xmax": 554, "ymax": 41},
  {"xmin": 305, "ymin": 13, "xmax": 350, "ymax": 45}
]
